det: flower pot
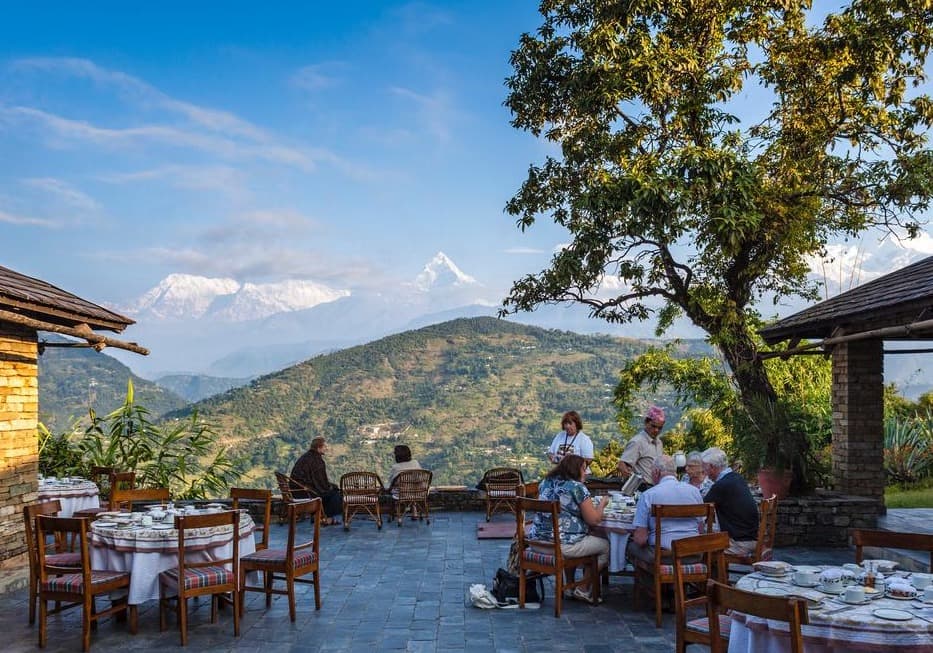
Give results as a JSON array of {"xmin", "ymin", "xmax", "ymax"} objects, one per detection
[{"xmin": 757, "ymin": 468, "xmax": 792, "ymax": 499}]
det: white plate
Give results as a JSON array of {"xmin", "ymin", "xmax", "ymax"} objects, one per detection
[
  {"xmin": 150, "ymin": 524, "xmax": 174, "ymax": 531},
  {"xmin": 816, "ymin": 584, "xmax": 845, "ymax": 595},
  {"xmin": 792, "ymin": 580, "xmax": 820, "ymax": 588},
  {"xmin": 93, "ymin": 521, "xmax": 117, "ymax": 528},
  {"xmin": 872, "ymin": 608, "xmax": 913, "ymax": 621}
]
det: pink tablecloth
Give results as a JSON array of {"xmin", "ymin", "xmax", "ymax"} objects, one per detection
[
  {"xmin": 89, "ymin": 512, "xmax": 256, "ymax": 605},
  {"xmin": 38, "ymin": 478, "xmax": 100, "ymax": 517}
]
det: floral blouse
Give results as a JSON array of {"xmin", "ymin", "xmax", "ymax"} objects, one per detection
[
  {"xmin": 529, "ymin": 476, "xmax": 593, "ymax": 545},
  {"xmin": 680, "ymin": 473, "xmax": 714, "ymax": 497}
]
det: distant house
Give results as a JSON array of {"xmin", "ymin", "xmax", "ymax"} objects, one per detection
[{"xmin": 0, "ymin": 265, "xmax": 146, "ymax": 566}]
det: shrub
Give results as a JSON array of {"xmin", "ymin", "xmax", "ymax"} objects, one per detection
[{"xmin": 884, "ymin": 414, "xmax": 933, "ymax": 484}]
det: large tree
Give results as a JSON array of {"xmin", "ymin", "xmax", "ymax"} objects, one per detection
[{"xmin": 502, "ymin": 0, "xmax": 933, "ymax": 406}]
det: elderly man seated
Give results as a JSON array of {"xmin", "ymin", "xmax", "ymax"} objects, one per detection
[
  {"xmin": 701, "ymin": 446, "xmax": 759, "ymax": 556},
  {"xmin": 626, "ymin": 454, "xmax": 704, "ymax": 565}
]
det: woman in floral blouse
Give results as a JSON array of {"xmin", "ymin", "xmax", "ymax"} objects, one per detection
[{"xmin": 530, "ymin": 454, "xmax": 610, "ymax": 578}]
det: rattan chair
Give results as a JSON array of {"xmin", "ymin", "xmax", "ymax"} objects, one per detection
[
  {"xmin": 240, "ymin": 498, "xmax": 321, "ymax": 621},
  {"xmin": 24, "ymin": 501, "xmax": 81, "ymax": 626},
  {"xmin": 517, "ymin": 497, "xmax": 600, "ymax": 617},
  {"xmin": 275, "ymin": 471, "xmax": 317, "ymax": 522},
  {"xmin": 393, "ymin": 469, "xmax": 432, "ymax": 526},
  {"xmin": 672, "ymin": 532, "xmax": 730, "ymax": 653},
  {"xmin": 159, "ymin": 511, "xmax": 240, "ymax": 646},
  {"xmin": 340, "ymin": 472, "xmax": 384, "ymax": 531},
  {"xmin": 707, "ymin": 579, "xmax": 809, "ymax": 653},
  {"xmin": 633, "ymin": 502, "xmax": 716, "ymax": 627},
  {"xmin": 36, "ymin": 515, "xmax": 137, "ymax": 651},
  {"xmin": 480, "ymin": 467, "xmax": 524, "ymax": 521},
  {"xmin": 230, "ymin": 487, "xmax": 273, "ymax": 551},
  {"xmin": 725, "ymin": 494, "xmax": 778, "ymax": 573}
]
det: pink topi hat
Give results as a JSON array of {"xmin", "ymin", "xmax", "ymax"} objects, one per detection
[{"xmin": 646, "ymin": 405, "xmax": 665, "ymax": 423}]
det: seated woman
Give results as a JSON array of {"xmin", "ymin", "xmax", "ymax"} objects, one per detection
[
  {"xmin": 529, "ymin": 454, "xmax": 609, "ymax": 599},
  {"xmin": 680, "ymin": 450, "xmax": 713, "ymax": 496},
  {"xmin": 388, "ymin": 444, "xmax": 422, "ymax": 491},
  {"xmin": 290, "ymin": 436, "xmax": 343, "ymax": 525}
]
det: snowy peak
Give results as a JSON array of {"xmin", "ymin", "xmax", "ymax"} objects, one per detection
[
  {"xmin": 413, "ymin": 252, "xmax": 478, "ymax": 292},
  {"xmin": 125, "ymin": 273, "xmax": 349, "ymax": 322}
]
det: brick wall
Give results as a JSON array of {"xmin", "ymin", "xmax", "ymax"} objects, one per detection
[
  {"xmin": 831, "ymin": 339, "xmax": 885, "ymax": 503},
  {"xmin": 774, "ymin": 490, "xmax": 881, "ymax": 547},
  {"xmin": 0, "ymin": 324, "xmax": 38, "ymax": 564}
]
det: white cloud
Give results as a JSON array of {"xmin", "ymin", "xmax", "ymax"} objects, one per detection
[
  {"xmin": 20, "ymin": 177, "xmax": 100, "ymax": 211},
  {"xmin": 291, "ymin": 63, "xmax": 345, "ymax": 92},
  {"xmin": 503, "ymin": 246, "xmax": 547, "ymax": 255},
  {"xmin": 0, "ymin": 208, "xmax": 62, "ymax": 228},
  {"xmin": 389, "ymin": 86, "xmax": 458, "ymax": 144}
]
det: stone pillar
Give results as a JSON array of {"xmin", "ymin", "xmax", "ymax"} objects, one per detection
[
  {"xmin": 0, "ymin": 324, "xmax": 38, "ymax": 564},
  {"xmin": 831, "ymin": 339, "xmax": 885, "ymax": 505}
]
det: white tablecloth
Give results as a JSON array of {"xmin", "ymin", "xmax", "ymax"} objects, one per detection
[
  {"xmin": 597, "ymin": 516, "xmax": 634, "ymax": 573},
  {"xmin": 38, "ymin": 479, "xmax": 101, "ymax": 517},
  {"xmin": 89, "ymin": 513, "xmax": 256, "ymax": 605},
  {"xmin": 731, "ymin": 568, "xmax": 933, "ymax": 652}
]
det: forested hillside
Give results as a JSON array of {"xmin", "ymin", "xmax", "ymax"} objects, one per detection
[{"xmin": 178, "ymin": 317, "xmax": 711, "ymax": 486}]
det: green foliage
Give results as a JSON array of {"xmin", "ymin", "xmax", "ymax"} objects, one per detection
[
  {"xmin": 663, "ymin": 408, "xmax": 733, "ymax": 458},
  {"xmin": 39, "ymin": 381, "xmax": 241, "ymax": 499},
  {"xmin": 884, "ymin": 413, "xmax": 933, "ymax": 484},
  {"xmin": 590, "ymin": 439, "xmax": 624, "ymax": 477},
  {"xmin": 502, "ymin": 0, "xmax": 933, "ymax": 421}
]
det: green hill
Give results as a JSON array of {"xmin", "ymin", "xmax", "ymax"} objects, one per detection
[
  {"xmin": 177, "ymin": 317, "xmax": 712, "ymax": 486},
  {"xmin": 37, "ymin": 337, "xmax": 188, "ymax": 431}
]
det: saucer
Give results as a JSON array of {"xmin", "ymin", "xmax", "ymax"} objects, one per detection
[
  {"xmin": 816, "ymin": 584, "xmax": 845, "ymax": 595},
  {"xmin": 792, "ymin": 580, "xmax": 820, "ymax": 588},
  {"xmin": 150, "ymin": 523, "xmax": 174, "ymax": 530},
  {"xmin": 841, "ymin": 596, "xmax": 871, "ymax": 605},
  {"xmin": 93, "ymin": 521, "xmax": 117, "ymax": 528},
  {"xmin": 872, "ymin": 608, "xmax": 912, "ymax": 621}
]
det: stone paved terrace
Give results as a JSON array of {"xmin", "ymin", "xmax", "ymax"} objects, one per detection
[{"xmin": 1, "ymin": 511, "xmax": 860, "ymax": 653}]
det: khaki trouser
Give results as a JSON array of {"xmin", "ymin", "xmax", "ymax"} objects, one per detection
[{"xmin": 562, "ymin": 534, "xmax": 610, "ymax": 569}]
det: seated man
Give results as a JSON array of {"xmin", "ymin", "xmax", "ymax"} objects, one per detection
[
  {"xmin": 701, "ymin": 447, "xmax": 759, "ymax": 556},
  {"xmin": 626, "ymin": 454, "xmax": 704, "ymax": 565}
]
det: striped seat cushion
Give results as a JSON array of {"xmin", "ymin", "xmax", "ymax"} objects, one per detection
[
  {"xmin": 487, "ymin": 490, "xmax": 518, "ymax": 497},
  {"xmin": 42, "ymin": 570, "xmax": 129, "ymax": 593},
  {"xmin": 686, "ymin": 613, "xmax": 732, "ymax": 638},
  {"xmin": 241, "ymin": 547, "xmax": 317, "ymax": 568},
  {"xmin": 46, "ymin": 552, "xmax": 82, "ymax": 567},
  {"xmin": 160, "ymin": 565, "xmax": 233, "ymax": 590},
  {"xmin": 345, "ymin": 496, "xmax": 379, "ymax": 505},
  {"xmin": 658, "ymin": 562, "xmax": 708, "ymax": 576},
  {"xmin": 523, "ymin": 549, "xmax": 555, "ymax": 566}
]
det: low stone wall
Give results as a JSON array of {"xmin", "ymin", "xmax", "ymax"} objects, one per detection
[{"xmin": 774, "ymin": 490, "xmax": 882, "ymax": 548}]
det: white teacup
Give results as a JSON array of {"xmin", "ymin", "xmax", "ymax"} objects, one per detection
[
  {"xmin": 923, "ymin": 586, "xmax": 933, "ymax": 602},
  {"xmin": 844, "ymin": 586, "xmax": 865, "ymax": 603},
  {"xmin": 141, "ymin": 515, "xmax": 153, "ymax": 527},
  {"xmin": 794, "ymin": 570, "xmax": 819, "ymax": 586},
  {"xmin": 911, "ymin": 573, "xmax": 932, "ymax": 590}
]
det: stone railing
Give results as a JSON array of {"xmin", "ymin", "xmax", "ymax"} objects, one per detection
[{"xmin": 774, "ymin": 490, "xmax": 882, "ymax": 548}]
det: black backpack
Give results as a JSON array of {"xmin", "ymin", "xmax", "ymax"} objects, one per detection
[{"xmin": 492, "ymin": 567, "xmax": 544, "ymax": 604}]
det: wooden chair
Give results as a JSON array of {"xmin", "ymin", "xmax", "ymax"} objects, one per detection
[
  {"xmin": 340, "ymin": 472, "xmax": 384, "ymax": 531},
  {"xmin": 393, "ymin": 469, "xmax": 433, "ymax": 526},
  {"xmin": 230, "ymin": 488, "xmax": 272, "ymax": 551},
  {"xmin": 480, "ymin": 467, "xmax": 524, "ymax": 521},
  {"xmin": 725, "ymin": 494, "xmax": 778, "ymax": 573},
  {"xmin": 24, "ymin": 501, "xmax": 81, "ymax": 626},
  {"xmin": 72, "ymin": 466, "xmax": 116, "ymax": 520},
  {"xmin": 159, "ymin": 511, "xmax": 240, "ymax": 646},
  {"xmin": 707, "ymin": 579, "xmax": 809, "ymax": 653},
  {"xmin": 672, "ymin": 532, "xmax": 730, "ymax": 653},
  {"xmin": 110, "ymin": 486, "xmax": 170, "ymax": 513},
  {"xmin": 633, "ymin": 502, "xmax": 715, "ymax": 626},
  {"xmin": 36, "ymin": 515, "xmax": 137, "ymax": 651},
  {"xmin": 240, "ymin": 498, "xmax": 321, "ymax": 622},
  {"xmin": 852, "ymin": 528, "xmax": 933, "ymax": 571},
  {"xmin": 517, "ymin": 497, "xmax": 601, "ymax": 617}
]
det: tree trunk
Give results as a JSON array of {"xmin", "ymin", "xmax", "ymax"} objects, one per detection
[{"xmin": 716, "ymin": 329, "xmax": 776, "ymax": 407}]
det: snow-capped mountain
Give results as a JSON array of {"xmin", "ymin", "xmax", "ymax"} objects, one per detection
[
  {"xmin": 413, "ymin": 251, "xmax": 478, "ymax": 292},
  {"xmin": 124, "ymin": 274, "xmax": 349, "ymax": 322}
]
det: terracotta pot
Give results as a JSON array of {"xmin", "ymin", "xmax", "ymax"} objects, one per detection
[{"xmin": 757, "ymin": 468, "xmax": 793, "ymax": 499}]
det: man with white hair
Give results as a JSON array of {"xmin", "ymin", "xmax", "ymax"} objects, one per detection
[
  {"xmin": 617, "ymin": 405, "xmax": 666, "ymax": 491},
  {"xmin": 626, "ymin": 454, "xmax": 704, "ymax": 565},
  {"xmin": 702, "ymin": 447, "xmax": 759, "ymax": 556}
]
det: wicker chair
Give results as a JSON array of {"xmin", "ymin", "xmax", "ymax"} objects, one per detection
[
  {"xmin": 275, "ymin": 471, "xmax": 317, "ymax": 522},
  {"xmin": 340, "ymin": 472, "xmax": 384, "ymax": 531},
  {"xmin": 480, "ymin": 467, "xmax": 524, "ymax": 522},
  {"xmin": 240, "ymin": 498, "xmax": 321, "ymax": 621},
  {"xmin": 230, "ymin": 487, "xmax": 272, "ymax": 551},
  {"xmin": 393, "ymin": 469, "xmax": 433, "ymax": 526}
]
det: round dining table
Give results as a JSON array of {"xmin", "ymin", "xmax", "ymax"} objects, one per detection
[
  {"xmin": 38, "ymin": 477, "xmax": 101, "ymax": 517},
  {"xmin": 732, "ymin": 566, "xmax": 933, "ymax": 652},
  {"xmin": 89, "ymin": 511, "xmax": 256, "ymax": 605}
]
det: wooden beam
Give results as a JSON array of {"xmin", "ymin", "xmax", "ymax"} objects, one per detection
[
  {"xmin": 759, "ymin": 317, "xmax": 933, "ymax": 360},
  {"xmin": 0, "ymin": 308, "xmax": 149, "ymax": 355}
]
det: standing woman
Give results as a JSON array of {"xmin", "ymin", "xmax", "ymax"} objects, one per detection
[
  {"xmin": 290, "ymin": 436, "xmax": 343, "ymax": 525},
  {"xmin": 547, "ymin": 410, "xmax": 594, "ymax": 472}
]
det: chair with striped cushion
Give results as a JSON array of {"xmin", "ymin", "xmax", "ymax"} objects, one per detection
[
  {"xmin": 707, "ymin": 579, "xmax": 809, "ymax": 653},
  {"xmin": 24, "ymin": 500, "xmax": 82, "ymax": 626},
  {"xmin": 239, "ymin": 497, "xmax": 321, "ymax": 622},
  {"xmin": 393, "ymin": 469, "xmax": 433, "ymax": 526},
  {"xmin": 159, "ymin": 511, "xmax": 240, "ymax": 646},
  {"xmin": 517, "ymin": 497, "xmax": 601, "ymax": 618},
  {"xmin": 634, "ymin": 502, "xmax": 715, "ymax": 627},
  {"xmin": 230, "ymin": 488, "xmax": 272, "ymax": 551},
  {"xmin": 481, "ymin": 467, "xmax": 524, "ymax": 522},
  {"xmin": 340, "ymin": 472, "xmax": 384, "ymax": 531},
  {"xmin": 672, "ymin": 532, "xmax": 730, "ymax": 653},
  {"xmin": 36, "ymin": 515, "xmax": 137, "ymax": 651}
]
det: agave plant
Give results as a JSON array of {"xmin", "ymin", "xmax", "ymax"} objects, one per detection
[{"xmin": 883, "ymin": 415, "xmax": 933, "ymax": 484}]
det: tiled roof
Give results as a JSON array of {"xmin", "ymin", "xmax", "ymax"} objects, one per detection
[
  {"xmin": 0, "ymin": 264, "xmax": 134, "ymax": 332},
  {"xmin": 760, "ymin": 255, "xmax": 933, "ymax": 343}
]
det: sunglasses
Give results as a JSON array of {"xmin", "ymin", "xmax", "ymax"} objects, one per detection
[{"xmin": 647, "ymin": 421, "xmax": 665, "ymax": 430}]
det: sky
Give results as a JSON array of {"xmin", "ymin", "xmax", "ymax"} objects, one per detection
[{"xmin": 1, "ymin": 2, "xmax": 932, "ymax": 329}]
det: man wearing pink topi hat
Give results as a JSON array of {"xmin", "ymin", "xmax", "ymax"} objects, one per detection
[{"xmin": 617, "ymin": 405, "xmax": 666, "ymax": 492}]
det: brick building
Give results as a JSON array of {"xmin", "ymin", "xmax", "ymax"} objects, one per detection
[{"xmin": 0, "ymin": 265, "xmax": 145, "ymax": 568}]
